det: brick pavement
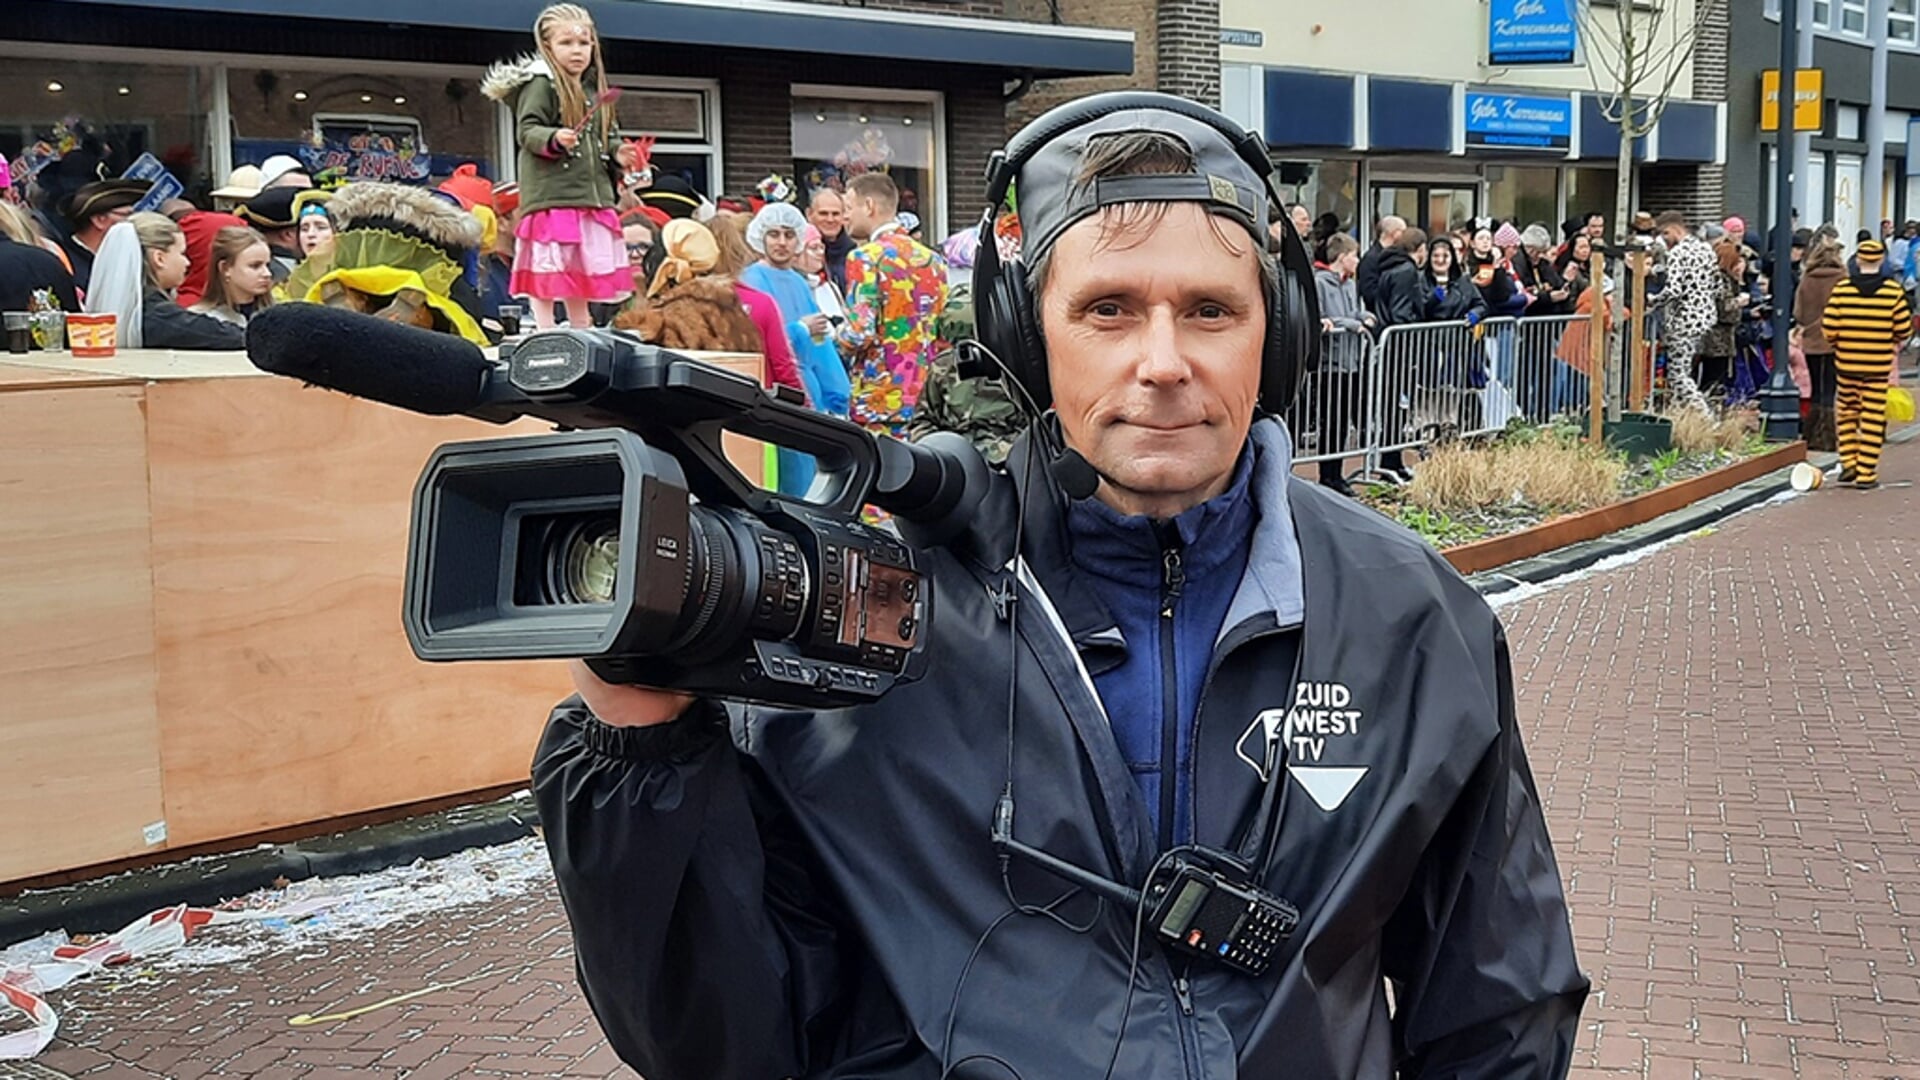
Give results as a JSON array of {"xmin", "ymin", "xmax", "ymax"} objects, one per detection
[
  {"xmin": 10, "ymin": 437, "xmax": 1918, "ymax": 1079},
  {"xmin": 1503, "ymin": 435, "xmax": 1920, "ymax": 1080}
]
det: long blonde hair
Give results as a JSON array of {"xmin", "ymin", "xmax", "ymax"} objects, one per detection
[
  {"xmin": 0, "ymin": 201, "xmax": 44, "ymax": 247},
  {"xmin": 534, "ymin": 4, "xmax": 616, "ymax": 131},
  {"xmin": 130, "ymin": 212, "xmax": 185, "ymax": 292},
  {"xmin": 202, "ymin": 225, "xmax": 276, "ymax": 313}
]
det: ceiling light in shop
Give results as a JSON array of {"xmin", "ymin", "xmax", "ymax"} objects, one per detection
[
  {"xmin": 857, "ymin": 115, "xmax": 869, "ymax": 124},
  {"xmin": 814, "ymin": 113, "xmax": 825, "ymax": 123},
  {"xmin": 902, "ymin": 117, "xmax": 913, "ymax": 125},
  {"xmin": 360, "ymin": 94, "xmax": 373, "ymax": 103},
  {"xmin": 46, "ymin": 81, "xmax": 63, "ymax": 93},
  {"xmin": 394, "ymin": 96, "xmax": 407, "ymax": 104},
  {"xmin": 293, "ymin": 90, "xmax": 308, "ymax": 101},
  {"xmin": 117, "ymin": 86, "xmax": 131, "ymax": 95}
]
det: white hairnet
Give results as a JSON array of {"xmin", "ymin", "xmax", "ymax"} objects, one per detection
[{"xmin": 747, "ymin": 201, "xmax": 807, "ymax": 254}]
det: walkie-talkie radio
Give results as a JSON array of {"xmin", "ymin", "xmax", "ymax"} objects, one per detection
[{"xmin": 1144, "ymin": 849, "xmax": 1299, "ymax": 977}]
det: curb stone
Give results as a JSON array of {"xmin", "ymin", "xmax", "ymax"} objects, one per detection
[{"xmin": 0, "ymin": 792, "xmax": 539, "ymax": 945}]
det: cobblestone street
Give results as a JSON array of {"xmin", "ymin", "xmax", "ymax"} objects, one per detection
[{"xmin": 13, "ymin": 439, "xmax": 1919, "ymax": 1080}]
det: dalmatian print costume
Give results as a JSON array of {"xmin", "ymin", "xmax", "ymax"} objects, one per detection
[{"xmin": 1658, "ymin": 234, "xmax": 1717, "ymax": 413}]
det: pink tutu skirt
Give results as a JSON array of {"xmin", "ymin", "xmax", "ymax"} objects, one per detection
[{"xmin": 510, "ymin": 207, "xmax": 632, "ymax": 302}]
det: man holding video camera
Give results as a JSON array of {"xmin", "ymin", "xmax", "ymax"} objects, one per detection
[{"xmin": 532, "ymin": 93, "xmax": 1586, "ymax": 1079}]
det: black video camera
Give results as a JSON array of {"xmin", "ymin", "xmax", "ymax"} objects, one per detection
[{"xmin": 245, "ymin": 311, "xmax": 992, "ymax": 709}]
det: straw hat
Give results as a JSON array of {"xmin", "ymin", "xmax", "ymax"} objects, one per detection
[{"xmin": 210, "ymin": 165, "xmax": 264, "ymax": 201}]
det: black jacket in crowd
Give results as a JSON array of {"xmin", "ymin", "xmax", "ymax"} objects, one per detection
[
  {"xmin": 533, "ymin": 421, "xmax": 1588, "ymax": 1080},
  {"xmin": 140, "ymin": 289, "xmax": 246, "ymax": 350},
  {"xmin": 0, "ymin": 235, "xmax": 80, "ymax": 315},
  {"xmin": 1355, "ymin": 241, "xmax": 1390, "ymax": 311},
  {"xmin": 1516, "ymin": 254, "xmax": 1571, "ymax": 317},
  {"xmin": 1422, "ymin": 272, "xmax": 1488, "ymax": 324},
  {"xmin": 1370, "ymin": 247, "xmax": 1428, "ymax": 328},
  {"xmin": 1466, "ymin": 251, "xmax": 1522, "ymax": 316}
]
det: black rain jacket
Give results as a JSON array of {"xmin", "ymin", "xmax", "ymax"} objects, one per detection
[{"xmin": 532, "ymin": 419, "xmax": 1589, "ymax": 1080}]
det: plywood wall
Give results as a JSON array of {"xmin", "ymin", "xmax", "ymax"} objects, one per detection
[
  {"xmin": 0, "ymin": 386, "xmax": 167, "ymax": 882},
  {"xmin": 142, "ymin": 379, "xmax": 572, "ymax": 847}
]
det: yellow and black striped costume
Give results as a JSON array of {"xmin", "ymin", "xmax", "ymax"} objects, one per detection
[{"xmin": 1821, "ymin": 260, "xmax": 1911, "ymax": 486}]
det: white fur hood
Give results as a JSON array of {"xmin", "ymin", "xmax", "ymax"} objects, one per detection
[{"xmin": 480, "ymin": 55, "xmax": 551, "ymax": 102}]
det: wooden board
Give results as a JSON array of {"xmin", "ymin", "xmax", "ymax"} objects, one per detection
[
  {"xmin": 0, "ymin": 361, "xmax": 142, "ymax": 392},
  {"xmin": 0, "ymin": 386, "xmax": 167, "ymax": 882},
  {"xmin": 0, "ymin": 349, "xmax": 261, "ymax": 381},
  {"xmin": 143, "ymin": 378, "xmax": 575, "ymax": 845}
]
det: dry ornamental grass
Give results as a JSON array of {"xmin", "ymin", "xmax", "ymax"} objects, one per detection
[
  {"xmin": 1664, "ymin": 405, "xmax": 1757, "ymax": 455},
  {"xmin": 1406, "ymin": 434, "xmax": 1626, "ymax": 515}
]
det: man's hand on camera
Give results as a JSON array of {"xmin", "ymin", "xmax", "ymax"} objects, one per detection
[{"xmin": 569, "ymin": 660, "xmax": 696, "ymax": 727}]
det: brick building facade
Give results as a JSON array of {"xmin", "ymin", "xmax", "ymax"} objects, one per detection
[{"xmin": 4, "ymin": 0, "xmax": 1133, "ymax": 240}]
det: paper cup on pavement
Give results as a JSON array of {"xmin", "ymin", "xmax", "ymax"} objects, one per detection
[{"xmin": 1790, "ymin": 462, "xmax": 1824, "ymax": 491}]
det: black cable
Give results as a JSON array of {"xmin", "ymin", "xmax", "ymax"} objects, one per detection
[
  {"xmin": 1101, "ymin": 849, "xmax": 1177, "ymax": 1080},
  {"xmin": 938, "ymin": 887, "xmax": 1090, "ymax": 1080},
  {"xmin": 939, "ymin": 905, "xmax": 1021, "ymax": 1080}
]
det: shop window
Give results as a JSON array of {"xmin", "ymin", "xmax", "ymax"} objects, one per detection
[
  {"xmin": 791, "ymin": 91, "xmax": 941, "ymax": 236},
  {"xmin": 613, "ymin": 81, "xmax": 720, "ymax": 198},
  {"xmin": 1486, "ymin": 166, "xmax": 1560, "ymax": 235},
  {"xmin": 1273, "ymin": 159, "xmax": 1360, "ymax": 234},
  {"xmin": 1566, "ymin": 168, "xmax": 1619, "ymax": 233},
  {"xmin": 0, "ymin": 55, "xmax": 216, "ymax": 215},
  {"xmin": 230, "ymin": 68, "xmax": 498, "ymax": 184}
]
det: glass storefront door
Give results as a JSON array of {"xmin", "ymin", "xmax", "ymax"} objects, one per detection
[{"xmin": 1372, "ymin": 183, "xmax": 1477, "ymax": 235}]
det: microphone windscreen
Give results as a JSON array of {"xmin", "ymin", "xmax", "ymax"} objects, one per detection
[
  {"xmin": 1050, "ymin": 447, "xmax": 1101, "ymax": 501},
  {"xmin": 245, "ymin": 304, "xmax": 492, "ymax": 416}
]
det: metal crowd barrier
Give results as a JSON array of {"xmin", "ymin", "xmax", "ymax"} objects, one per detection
[{"xmin": 1287, "ymin": 313, "xmax": 1591, "ymax": 481}]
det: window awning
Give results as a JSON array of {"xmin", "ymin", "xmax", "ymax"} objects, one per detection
[{"xmin": 46, "ymin": 0, "xmax": 1135, "ymax": 77}]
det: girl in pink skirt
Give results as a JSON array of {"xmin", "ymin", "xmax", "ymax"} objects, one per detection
[{"xmin": 481, "ymin": 3, "xmax": 631, "ymax": 329}]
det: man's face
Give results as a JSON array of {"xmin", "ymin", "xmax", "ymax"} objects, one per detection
[
  {"xmin": 1661, "ymin": 224, "xmax": 1686, "ymax": 247},
  {"xmin": 808, "ymin": 192, "xmax": 846, "ymax": 240},
  {"xmin": 1290, "ymin": 204, "xmax": 1312, "ymax": 238},
  {"xmin": 1336, "ymin": 249, "xmax": 1359, "ymax": 277},
  {"xmin": 85, "ymin": 206, "xmax": 132, "ymax": 238},
  {"xmin": 1040, "ymin": 201, "xmax": 1266, "ymax": 519},
  {"xmin": 846, "ymin": 193, "xmax": 884, "ymax": 241},
  {"xmin": 763, "ymin": 225, "xmax": 799, "ymax": 268},
  {"xmin": 1585, "ymin": 215, "xmax": 1605, "ymax": 239}
]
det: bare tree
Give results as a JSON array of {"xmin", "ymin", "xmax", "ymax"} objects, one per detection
[{"xmin": 1578, "ymin": 0, "xmax": 1724, "ymax": 246}]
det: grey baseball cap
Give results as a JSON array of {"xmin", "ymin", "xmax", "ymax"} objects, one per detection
[{"xmin": 1009, "ymin": 105, "xmax": 1270, "ymax": 265}]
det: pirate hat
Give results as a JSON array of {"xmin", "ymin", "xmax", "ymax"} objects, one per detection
[{"xmin": 61, "ymin": 179, "xmax": 150, "ymax": 227}]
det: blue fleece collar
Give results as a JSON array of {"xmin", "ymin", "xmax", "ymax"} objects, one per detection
[
  {"xmin": 1057, "ymin": 417, "xmax": 1305, "ymax": 640},
  {"xmin": 1064, "ymin": 448, "xmax": 1256, "ymax": 589}
]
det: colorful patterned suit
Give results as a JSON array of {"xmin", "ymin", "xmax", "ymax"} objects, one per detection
[{"xmin": 842, "ymin": 224, "xmax": 949, "ymax": 437}]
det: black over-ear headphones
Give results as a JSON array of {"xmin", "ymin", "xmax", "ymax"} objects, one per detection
[{"xmin": 968, "ymin": 91, "xmax": 1320, "ymax": 416}]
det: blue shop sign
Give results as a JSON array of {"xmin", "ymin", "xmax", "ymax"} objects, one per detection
[
  {"xmin": 1464, "ymin": 92, "xmax": 1572, "ymax": 152},
  {"xmin": 1488, "ymin": 0, "xmax": 1579, "ymax": 65}
]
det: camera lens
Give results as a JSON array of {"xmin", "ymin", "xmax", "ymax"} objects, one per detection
[
  {"xmin": 562, "ymin": 520, "xmax": 621, "ymax": 604},
  {"xmin": 531, "ymin": 513, "xmax": 622, "ymax": 606}
]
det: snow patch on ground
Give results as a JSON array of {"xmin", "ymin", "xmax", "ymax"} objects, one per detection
[
  {"xmin": 156, "ymin": 838, "xmax": 555, "ymax": 972},
  {"xmin": 1, "ymin": 838, "xmax": 556, "ymax": 979}
]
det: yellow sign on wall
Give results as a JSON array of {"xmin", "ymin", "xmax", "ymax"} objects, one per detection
[{"xmin": 1761, "ymin": 69, "xmax": 1824, "ymax": 132}]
